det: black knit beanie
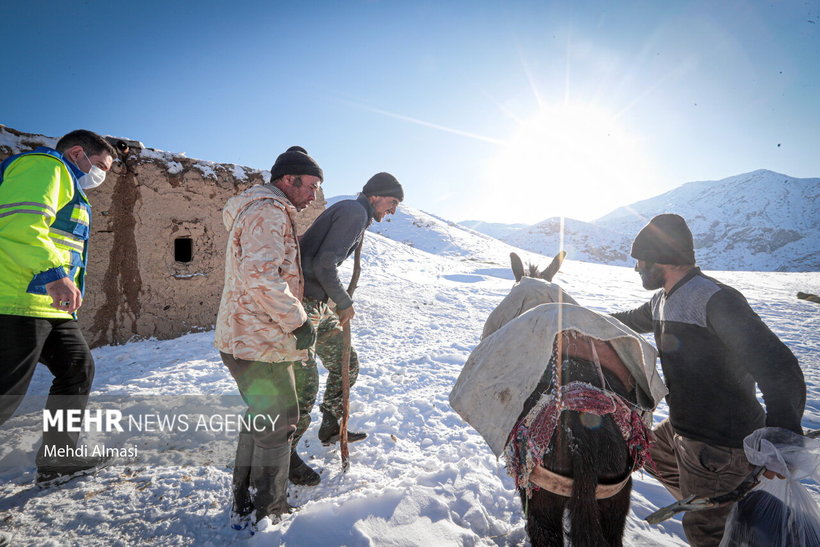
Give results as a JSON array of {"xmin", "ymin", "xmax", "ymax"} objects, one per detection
[
  {"xmin": 270, "ymin": 146, "xmax": 323, "ymax": 182},
  {"xmin": 631, "ymin": 213, "xmax": 695, "ymax": 265},
  {"xmin": 362, "ymin": 172, "xmax": 404, "ymax": 201}
]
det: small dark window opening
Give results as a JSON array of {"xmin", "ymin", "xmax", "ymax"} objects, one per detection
[{"xmin": 175, "ymin": 238, "xmax": 193, "ymax": 263}]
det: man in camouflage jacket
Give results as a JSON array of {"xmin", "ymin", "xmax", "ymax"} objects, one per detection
[{"xmin": 215, "ymin": 146, "xmax": 321, "ymax": 530}]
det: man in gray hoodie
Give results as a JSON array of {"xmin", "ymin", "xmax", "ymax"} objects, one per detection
[{"xmin": 289, "ymin": 173, "xmax": 404, "ymax": 485}]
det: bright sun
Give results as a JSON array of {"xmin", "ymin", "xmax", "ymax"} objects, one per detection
[{"xmin": 486, "ymin": 103, "xmax": 655, "ymax": 223}]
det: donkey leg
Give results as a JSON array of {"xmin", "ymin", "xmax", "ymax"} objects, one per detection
[
  {"xmin": 597, "ymin": 479, "xmax": 632, "ymax": 547},
  {"xmin": 520, "ymin": 489, "xmax": 566, "ymax": 547}
]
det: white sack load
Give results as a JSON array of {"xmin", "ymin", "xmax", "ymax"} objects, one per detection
[
  {"xmin": 450, "ymin": 302, "xmax": 668, "ymax": 457},
  {"xmin": 482, "ymin": 277, "xmax": 578, "ymax": 339}
]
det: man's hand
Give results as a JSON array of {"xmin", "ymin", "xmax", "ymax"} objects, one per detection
[
  {"xmin": 762, "ymin": 469, "xmax": 786, "ymax": 480},
  {"xmin": 291, "ymin": 318, "xmax": 317, "ymax": 350},
  {"xmin": 337, "ymin": 305, "xmax": 355, "ymax": 326},
  {"xmin": 45, "ymin": 277, "xmax": 82, "ymax": 313}
]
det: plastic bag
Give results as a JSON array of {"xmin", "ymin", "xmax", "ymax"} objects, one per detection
[{"xmin": 720, "ymin": 427, "xmax": 820, "ymax": 547}]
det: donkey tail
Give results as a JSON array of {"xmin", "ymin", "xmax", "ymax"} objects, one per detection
[
  {"xmin": 566, "ymin": 408, "xmax": 632, "ymax": 547},
  {"xmin": 566, "ymin": 428, "xmax": 609, "ymax": 546}
]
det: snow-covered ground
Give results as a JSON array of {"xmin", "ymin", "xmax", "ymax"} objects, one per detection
[{"xmin": 1, "ymin": 203, "xmax": 818, "ymax": 546}]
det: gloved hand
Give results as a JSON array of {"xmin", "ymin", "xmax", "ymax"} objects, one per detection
[{"xmin": 292, "ymin": 318, "xmax": 316, "ymax": 350}]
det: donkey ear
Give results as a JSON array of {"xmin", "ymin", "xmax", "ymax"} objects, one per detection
[
  {"xmin": 540, "ymin": 250, "xmax": 567, "ymax": 281},
  {"xmin": 510, "ymin": 252, "xmax": 525, "ymax": 282}
]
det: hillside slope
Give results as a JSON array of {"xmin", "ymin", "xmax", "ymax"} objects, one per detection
[{"xmin": 501, "ymin": 170, "xmax": 818, "ymax": 271}]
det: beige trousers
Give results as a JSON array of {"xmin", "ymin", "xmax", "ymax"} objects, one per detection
[{"xmin": 649, "ymin": 419, "xmax": 751, "ymax": 547}]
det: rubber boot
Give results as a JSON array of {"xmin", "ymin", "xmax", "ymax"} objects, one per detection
[
  {"xmin": 317, "ymin": 409, "xmax": 367, "ymax": 446},
  {"xmin": 289, "ymin": 451, "xmax": 321, "ymax": 486},
  {"xmin": 230, "ymin": 431, "xmax": 255, "ymax": 529},
  {"xmin": 250, "ymin": 443, "xmax": 291, "ymax": 526}
]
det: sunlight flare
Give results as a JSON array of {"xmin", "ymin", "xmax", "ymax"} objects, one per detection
[{"xmin": 486, "ymin": 103, "xmax": 656, "ymax": 222}]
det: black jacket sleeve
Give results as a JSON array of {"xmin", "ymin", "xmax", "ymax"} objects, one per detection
[
  {"xmin": 707, "ymin": 289, "xmax": 806, "ymax": 435},
  {"xmin": 611, "ymin": 301, "xmax": 654, "ymax": 334}
]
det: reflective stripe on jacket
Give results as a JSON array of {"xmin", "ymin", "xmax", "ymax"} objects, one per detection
[{"xmin": 0, "ymin": 147, "xmax": 91, "ymax": 318}]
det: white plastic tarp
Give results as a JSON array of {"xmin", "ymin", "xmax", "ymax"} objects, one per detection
[
  {"xmin": 482, "ymin": 277, "xmax": 578, "ymax": 339},
  {"xmin": 450, "ymin": 302, "xmax": 667, "ymax": 457}
]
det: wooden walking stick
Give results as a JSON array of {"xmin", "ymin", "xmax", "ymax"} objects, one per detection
[{"xmin": 340, "ymin": 237, "xmax": 364, "ymax": 471}]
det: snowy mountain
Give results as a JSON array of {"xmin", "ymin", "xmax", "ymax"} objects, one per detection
[
  {"xmin": 503, "ymin": 217, "xmax": 633, "ymax": 267},
  {"xmin": 1, "ymin": 199, "xmax": 818, "ymax": 546},
  {"xmin": 457, "ymin": 220, "xmax": 530, "ymax": 240},
  {"xmin": 330, "ymin": 195, "xmax": 528, "ymax": 264},
  {"xmin": 595, "ymin": 170, "xmax": 819, "ymax": 272},
  {"xmin": 502, "ymin": 170, "xmax": 819, "ymax": 272}
]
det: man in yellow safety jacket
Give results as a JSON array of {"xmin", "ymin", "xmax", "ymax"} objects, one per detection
[{"xmin": 0, "ymin": 129, "xmax": 117, "ymax": 487}]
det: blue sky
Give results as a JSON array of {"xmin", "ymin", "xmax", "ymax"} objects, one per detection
[{"xmin": 2, "ymin": 1, "xmax": 818, "ymax": 224}]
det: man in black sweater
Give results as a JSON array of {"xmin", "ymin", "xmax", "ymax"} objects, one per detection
[
  {"xmin": 288, "ymin": 172, "xmax": 404, "ymax": 485},
  {"xmin": 612, "ymin": 213, "xmax": 805, "ymax": 547}
]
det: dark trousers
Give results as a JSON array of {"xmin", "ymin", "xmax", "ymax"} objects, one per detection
[
  {"xmin": 0, "ymin": 314, "xmax": 95, "ymax": 465},
  {"xmin": 220, "ymin": 352, "xmax": 299, "ymax": 448},
  {"xmin": 221, "ymin": 352, "xmax": 298, "ymax": 521}
]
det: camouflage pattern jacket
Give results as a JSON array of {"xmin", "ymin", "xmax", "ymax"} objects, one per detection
[{"xmin": 214, "ymin": 184, "xmax": 308, "ymax": 363}]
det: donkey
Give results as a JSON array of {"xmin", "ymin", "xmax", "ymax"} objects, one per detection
[
  {"xmin": 452, "ymin": 252, "xmax": 658, "ymax": 547},
  {"xmin": 505, "ymin": 252, "xmax": 641, "ymax": 546},
  {"xmin": 516, "ymin": 341, "xmax": 638, "ymax": 546},
  {"xmin": 509, "ymin": 250, "xmax": 566, "ymax": 284}
]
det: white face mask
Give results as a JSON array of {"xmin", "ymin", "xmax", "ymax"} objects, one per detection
[
  {"xmin": 78, "ymin": 165, "xmax": 107, "ymax": 189},
  {"xmin": 77, "ymin": 151, "xmax": 107, "ymax": 190}
]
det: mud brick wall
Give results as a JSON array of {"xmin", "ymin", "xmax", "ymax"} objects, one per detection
[{"xmin": 0, "ymin": 125, "xmax": 325, "ymax": 346}]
